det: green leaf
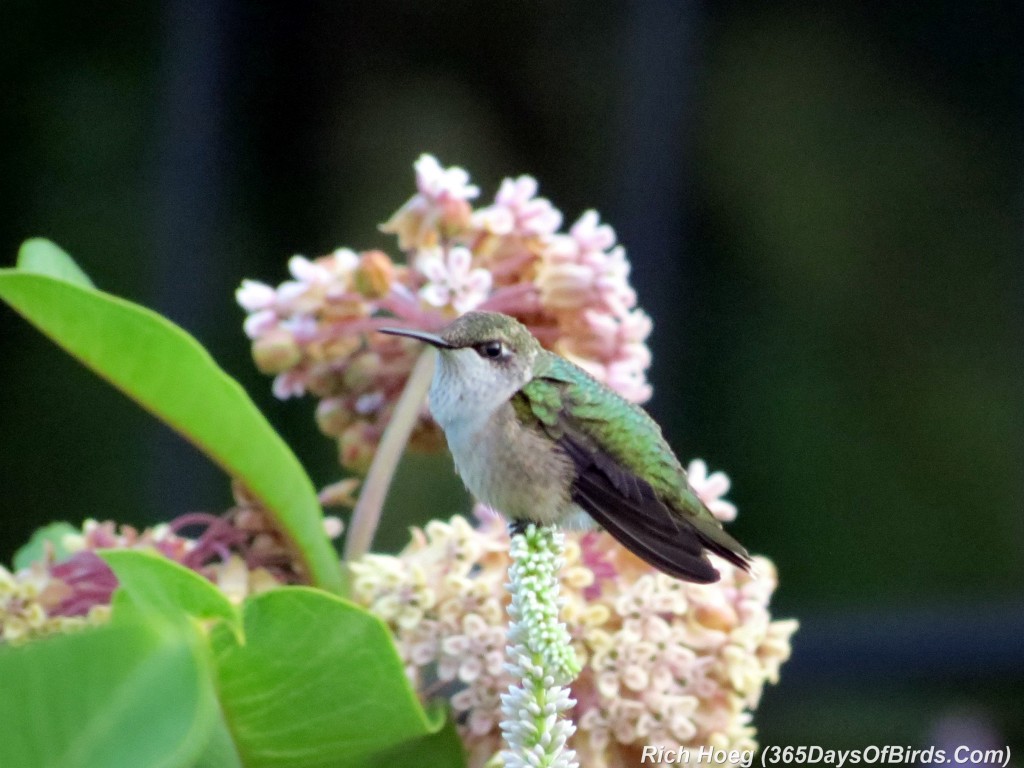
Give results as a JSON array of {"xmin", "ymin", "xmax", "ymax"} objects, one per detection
[
  {"xmin": 0, "ymin": 240, "xmax": 342, "ymax": 593},
  {"xmin": 16, "ymin": 238, "xmax": 94, "ymax": 288},
  {"xmin": 375, "ymin": 711, "xmax": 467, "ymax": 768},
  {"xmin": 192, "ymin": 717, "xmax": 244, "ymax": 768},
  {"xmin": 0, "ymin": 622, "xmax": 217, "ymax": 768},
  {"xmin": 211, "ymin": 587, "xmax": 464, "ymax": 768},
  {"xmin": 101, "ymin": 549, "xmax": 239, "ymax": 629},
  {"xmin": 12, "ymin": 521, "xmax": 80, "ymax": 570},
  {"xmin": 0, "ymin": 580, "xmax": 463, "ymax": 767}
]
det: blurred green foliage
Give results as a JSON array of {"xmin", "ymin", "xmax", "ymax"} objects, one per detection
[
  {"xmin": 1, "ymin": 241, "xmax": 342, "ymax": 591},
  {"xmin": 0, "ymin": 550, "xmax": 460, "ymax": 766},
  {"xmin": 695, "ymin": 10, "xmax": 1023, "ymax": 604}
]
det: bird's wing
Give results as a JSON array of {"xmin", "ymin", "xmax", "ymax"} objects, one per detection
[
  {"xmin": 516, "ymin": 355, "xmax": 749, "ymax": 583},
  {"xmin": 557, "ymin": 434, "xmax": 723, "ymax": 582}
]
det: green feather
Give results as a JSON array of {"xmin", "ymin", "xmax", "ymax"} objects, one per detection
[
  {"xmin": 525, "ymin": 353, "xmax": 688, "ymax": 499},
  {"xmin": 520, "ymin": 351, "xmax": 740, "ymax": 550}
]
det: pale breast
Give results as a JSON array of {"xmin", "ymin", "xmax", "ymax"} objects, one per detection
[{"xmin": 443, "ymin": 402, "xmax": 573, "ymax": 525}]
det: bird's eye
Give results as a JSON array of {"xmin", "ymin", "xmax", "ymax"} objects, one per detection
[{"xmin": 476, "ymin": 341, "xmax": 505, "ymax": 359}]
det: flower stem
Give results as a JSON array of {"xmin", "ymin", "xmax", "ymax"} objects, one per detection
[{"xmin": 343, "ymin": 348, "xmax": 435, "ymax": 562}]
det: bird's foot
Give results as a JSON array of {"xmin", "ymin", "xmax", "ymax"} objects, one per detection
[{"xmin": 507, "ymin": 520, "xmax": 530, "ymax": 537}]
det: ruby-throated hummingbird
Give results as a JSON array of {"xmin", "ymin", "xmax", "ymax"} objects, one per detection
[{"xmin": 381, "ymin": 311, "xmax": 750, "ymax": 583}]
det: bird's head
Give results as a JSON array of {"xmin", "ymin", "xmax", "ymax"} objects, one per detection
[{"xmin": 380, "ymin": 311, "xmax": 542, "ymax": 408}]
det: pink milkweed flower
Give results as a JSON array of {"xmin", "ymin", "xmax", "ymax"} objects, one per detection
[
  {"xmin": 416, "ymin": 246, "xmax": 494, "ymax": 314},
  {"xmin": 239, "ymin": 154, "xmax": 657, "ymax": 471},
  {"xmin": 472, "ymin": 175, "xmax": 563, "ymax": 237},
  {"xmin": 380, "ymin": 154, "xmax": 480, "ymax": 250},
  {"xmin": 686, "ymin": 459, "xmax": 738, "ymax": 523}
]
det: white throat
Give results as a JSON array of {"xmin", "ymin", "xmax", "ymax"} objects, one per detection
[{"xmin": 426, "ymin": 348, "xmax": 526, "ymax": 437}]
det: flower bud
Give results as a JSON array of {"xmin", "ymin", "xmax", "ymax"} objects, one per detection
[
  {"xmin": 342, "ymin": 352, "xmax": 382, "ymax": 392},
  {"xmin": 694, "ymin": 602, "xmax": 738, "ymax": 632},
  {"xmin": 251, "ymin": 328, "xmax": 302, "ymax": 374},
  {"xmin": 438, "ymin": 197, "xmax": 473, "ymax": 237},
  {"xmin": 339, "ymin": 421, "xmax": 378, "ymax": 473},
  {"xmin": 315, "ymin": 397, "xmax": 353, "ymax": 438},
  {"xmin": 353, "ymin": 250, "xmax": 394, "ymax": 298}
]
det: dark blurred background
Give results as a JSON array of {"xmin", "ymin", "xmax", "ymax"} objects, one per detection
[{"xmin": 2, "ymin": 0, "xmax": 1021, "ymax": 755}]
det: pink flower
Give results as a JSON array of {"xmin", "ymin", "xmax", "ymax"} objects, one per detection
[
  {"xmin": 472, "ymin": 175, "xmax": 562, "ymax": 236},
  {"xmin": 239, "ymin": 155, "xmax": 659, "ymax": 472},
  {"xmin": 243, "ymin": 309, "xmax": 277, "ymax": 339},
  {"xmin": 417, "ymin": 246, "xmax": 493, "ymax": 314},
  {"xmin": 236, "ymin": 279, "xmax": 277, "ymax": 312},
  {"xmin": 569, "ymin": 209, "xmax": 617, "ymax": 252},
  {"xmin": 606, "ymin": 357, "xmax": 653, "ymax": 405},
  {"xmin": 272, "ymin": 369, "xmax": 308, "ymax": 399},
  {"xmin": 686, "ymin": 459, "xmax": 738, "ymax": 523},
  {"xmin": 287, "ymin": 254, "xmax": 333, "ymax": 284},
  {"xmin": 539, "ymin": 211, "xmax": 634, "ymax": 316},
  {"xmin": 380, "ymin": 155, "xmax": 480, "ymax": 250},
  {"xmin": 413, "ymin": 154, "xmax": 480, "ymax": 202}
]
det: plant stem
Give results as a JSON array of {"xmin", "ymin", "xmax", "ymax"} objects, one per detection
[{"xmin": 343, "ymin": 348, "xmax": 435, "ymax": 562}]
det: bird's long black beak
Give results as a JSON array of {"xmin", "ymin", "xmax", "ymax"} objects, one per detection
[{"xmin": 379, "ymin": 327, "xmax": 455, "ymax": 349}]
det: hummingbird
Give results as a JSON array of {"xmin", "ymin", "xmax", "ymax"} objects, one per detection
[{"xmin": 380, "ymin": 311, "xmax": 750, "ymax": 583}]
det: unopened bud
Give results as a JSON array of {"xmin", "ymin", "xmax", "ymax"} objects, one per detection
[
  {"xmin": 694, "ymin": 602, "xmax": 738, "ymax": 632},
  {"xmin": 342, "ymin": 352, "xmax": 382, "ymax": 392},
  {"xmin": 438, "ymin": 197, "xmax": 472, "ymax": 237},
  {"xmin": 353, "ymin": 250, "xmax": 394, "ymax": 298},
  {"xmin": 251, "ymin": 328, "xmax": 302, "ymax": 374},
  {"xmin": 315, "ymin": 397, "xmax": 353, "ymax": 437},
  {"xmin": 339, "ymin": 421, "xmax": 378, "ymax": 474}
]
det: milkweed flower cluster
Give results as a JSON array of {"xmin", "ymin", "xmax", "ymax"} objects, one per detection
[
  {"xmin": 0, "ymin": 559, "xmax": 109, "ymax": 645},
  {"xmin": 237, "ymin": 154, "xmax": 654, "ymax": 472},
  {"xmin": 0, "ymin": 488, "xmax": 344, "ymax": 644},
  {"xmin": 350, "ymin": 465, "xmax": 798, "ymax": 768}
]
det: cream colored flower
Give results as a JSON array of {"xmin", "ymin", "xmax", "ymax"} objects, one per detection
[{"xmin": 350, "ymin": 507, "xmax": 797, "ymax": 768}]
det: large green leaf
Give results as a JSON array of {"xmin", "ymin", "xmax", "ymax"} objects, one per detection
[
  {"xmin": 211, "ymin": 587, "xmax": 464, "ymax": 768},
  {"xmin": 376, "ymin": 713, "xmax": 467, "ymax": 768},
  {"xmin": 16, "ymin": 237, "xmax": 94, "ymax": 288},
  {"xmin": 0, "ymin": 571, "xmax": 464, "ymax": 767},
  {"xmin": 103, "ymin": 554, "xmax": 463, "ymax": 765},
  {"xmin": 101, "ymin": 549, "xmax": 240, "ymax": 630},
  {"xmin": 0, "ymin": 623, "xmax": 216, "ymax": 768},
  {"xmin": 0, "ymin": 239, "xmax": 341, "ymax": 592},
  {"xmin": 193, "ymin": 716, "xmax": 245, "ymax": 768}
]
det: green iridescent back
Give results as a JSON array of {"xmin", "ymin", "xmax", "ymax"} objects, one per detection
[{"xmin": 520, "ymin": 352, "xmax": 692, "ymax": 506}]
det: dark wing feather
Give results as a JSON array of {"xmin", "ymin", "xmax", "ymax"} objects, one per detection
[
  {"xmin": 518, "ymin": 360, "xmax": 750, "ymax": 582},
  {"xmin": 559, "ymin": 435, "xmax": 723, "ymax": 583}
]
